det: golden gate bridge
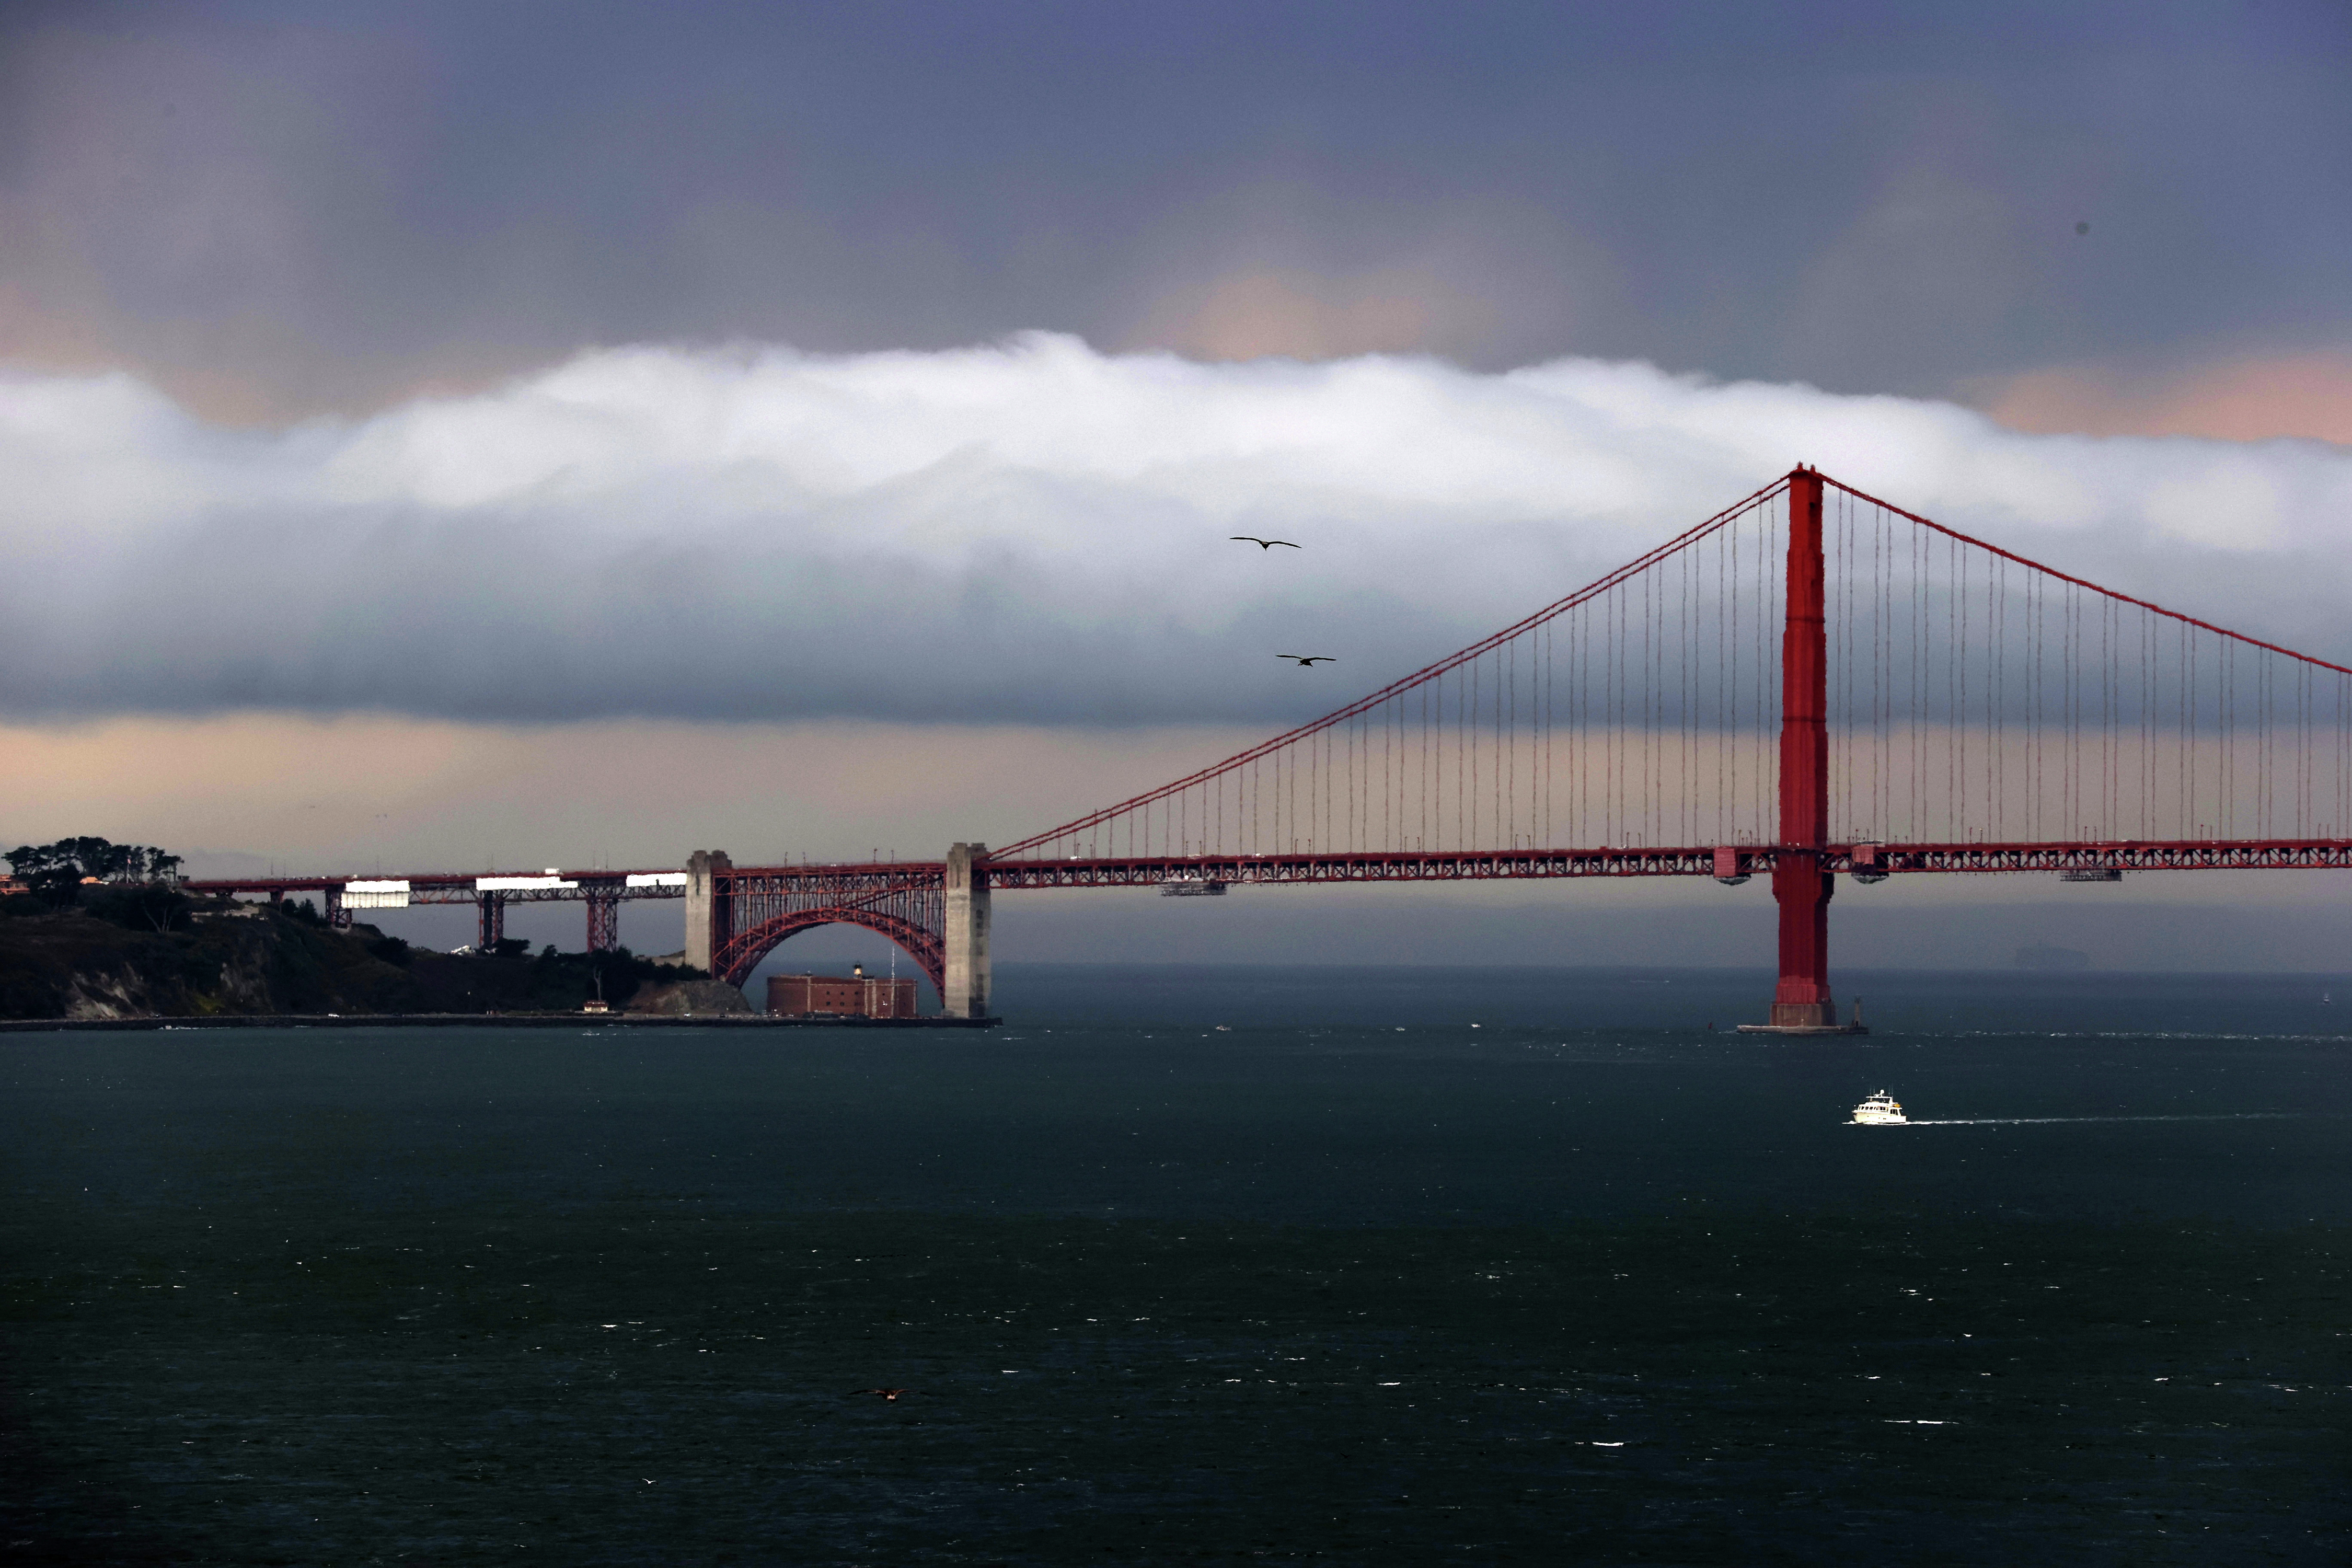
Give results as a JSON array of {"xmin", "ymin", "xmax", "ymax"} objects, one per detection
[{"xmin": 193, "ymin": 467, "xmax": 2352, "ymax": 1031}]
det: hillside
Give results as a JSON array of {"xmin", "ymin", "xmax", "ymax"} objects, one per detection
[{"xmin": 0, "ymin": 897, "xmax": 709, "ymax": 1020}]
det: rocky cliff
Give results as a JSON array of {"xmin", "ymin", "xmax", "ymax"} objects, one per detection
[
  {"xmin": 0, "ymin": 901, "xmax": 717, "ymax": 1019},
  {"xmin": 0, "ymin": 903, "xmax": 421, "ymax": 1019},
  {"xmin": 625, "ymin": 978, "xmax": 754, "ymax": 1016}
]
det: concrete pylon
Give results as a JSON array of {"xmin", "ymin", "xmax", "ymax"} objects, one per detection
[
  {"xmin": 943, "ymin": 842, "xmax": 991, "ymax": 1019},
  {"xmin": 684, "ymin": 849, "xmax": 732, "ymax": 976}
]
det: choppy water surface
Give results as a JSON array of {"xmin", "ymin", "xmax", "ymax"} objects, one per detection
[{"xmin": 4, "ymin": 965, "xmax": 2349, "ymax": 1564}]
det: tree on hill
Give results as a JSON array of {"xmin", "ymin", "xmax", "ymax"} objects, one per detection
[{"xmin": 5, "ymin": 837, "xmax": 185, "ymax": 908}]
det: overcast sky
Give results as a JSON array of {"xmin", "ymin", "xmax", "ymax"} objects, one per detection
[
  {"xmin": 5, "ymin": 1, "xmax": 2347, "ymax": 418},
  {"xmin": 3, "ymin": 1, "xmax": 2349, "ymax": 965}
]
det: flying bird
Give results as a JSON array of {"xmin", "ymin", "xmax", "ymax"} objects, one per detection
[
  {"xmin": 1230, "ymin": 536, "xmax": 1300, "ymax": 550},
  {"xmin": 851, "ymin": 1388, "xmax": 909, "ymax": 1401},
  {"xmin": 1277, "ymin": 654, "xmax": 1336, "ymax": 667}
]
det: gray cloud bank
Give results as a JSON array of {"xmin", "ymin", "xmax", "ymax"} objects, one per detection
[
  {"xmin": 5, "ymin": 2, "xmax": 2348, "ymax": 417},
  {"xmin": 3, "ymin": 333, "xmax": 2349, "ymax": 726}
]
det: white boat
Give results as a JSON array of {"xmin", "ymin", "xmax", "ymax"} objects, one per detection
[{"xmin": 1850, "ymin": 1091, "xmax": 1908, "ymax": 1126}]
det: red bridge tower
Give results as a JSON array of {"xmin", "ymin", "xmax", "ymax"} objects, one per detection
[{"xmin": 1744, "ymin": 466, "xmax": 1861, "ymax": 1034}]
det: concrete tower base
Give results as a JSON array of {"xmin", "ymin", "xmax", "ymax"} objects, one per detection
[
  {"xmin": 1736, "ymin": 998, "xmax": 1869, "ymax": 1035},
  {"xmin": 942, "ymin": 842, "xmax": 992, "ymax": 1020}
]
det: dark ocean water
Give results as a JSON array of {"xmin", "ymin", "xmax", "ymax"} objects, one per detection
[{"xmin": 3, "ymin": 964, "xmax": 2348, "ymax": 1565}]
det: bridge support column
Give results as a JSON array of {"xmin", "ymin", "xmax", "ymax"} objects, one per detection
[
  {"xmin": 1745, "ymin": 466, "xmax": 1862, "ymax": 1035},
  {"xmin": 684, "ymin": 850, "xmax": 731, "ymax": 976},
  {"xmin": 942, "ymin": 842, "xmax": 991, "ymax": 1019},
  {"xmin": 476, "ymin": 892, "xmax": 505, "ymax": 951},
  {"xmin": 1769, "ymin": 853, "xmax": 1838, "ymax": 1027},
  {"xmin": 584, "ymin": 881, "xmax": 621, "ymax": 952}
]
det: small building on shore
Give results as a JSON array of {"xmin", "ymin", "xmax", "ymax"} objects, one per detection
[{"xmin": 767, "ymin": 964, "xmax": 919, "ymax": 1019}]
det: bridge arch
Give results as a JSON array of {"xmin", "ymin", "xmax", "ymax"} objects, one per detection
[{"xmin": 712, "ymin": 907, "xmax": 946, "ymax": 999}]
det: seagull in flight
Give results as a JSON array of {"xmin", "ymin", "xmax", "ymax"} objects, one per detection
[
  {"xmin": 1277, "ymin": 654, "xmax": 1336, "ymax": 667},
  {"xmin": 1230, "ymin": 535, "xmax": 1300, "ymax": 550},
  {"xmin": 850, "ymin": 1387, "xmax": 909, "ymax": 1401}
]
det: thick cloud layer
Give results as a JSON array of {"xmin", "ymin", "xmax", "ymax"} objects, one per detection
[
  {"xmin": 10, "ymin": 3, "xmax": 2350, "ymax": 418},
  {"xmin": 3, "ymin": 333, "xmax": 2349, "ymax": 726}
]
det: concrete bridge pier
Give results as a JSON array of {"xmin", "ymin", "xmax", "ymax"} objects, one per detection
[
  {"xmin": 943, "ymin": 842, "xmax": 991, "ymax": 1019},
  {"xmin": 684, "ymin": 849, "xmax": 732, "ymax": 975}
]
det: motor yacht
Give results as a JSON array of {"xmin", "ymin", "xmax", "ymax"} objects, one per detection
[{"xmin": 1850, "ymin": 1091, "xmax": 1907, "ymax": 1126}]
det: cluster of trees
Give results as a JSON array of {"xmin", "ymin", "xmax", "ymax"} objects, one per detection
[{"xmin": 5, "ymin": 837, "xmax": 187, "ymax": 918}]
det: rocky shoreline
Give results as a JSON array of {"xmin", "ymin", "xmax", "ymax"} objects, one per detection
[
  {"xmin": 0, "ymin": 898, "xmax": 731, "ymax": 1021},
  {"xmin": 0, "ymin": 1012, "xmax": 996, "ymax": 1032}
]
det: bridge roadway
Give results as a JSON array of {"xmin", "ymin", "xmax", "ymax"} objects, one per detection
[
  {"xmin": 981, "ymin": 838, "xmax": 2352, "ymax": 887},
  {"xmin": 191, "ymin": 835, "xmax": 2352, "ymax": 1020},
  {"xmin": 184, "ymin": 868, "xmax": 689, "ymax": 953}
]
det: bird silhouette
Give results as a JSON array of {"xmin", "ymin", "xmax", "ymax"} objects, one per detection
[
  {"xmin": 851, "ymin": 1387, "xmax": 909, "ymax": 1401},
  {"xmin": 1230, "ymin": 536, "xmax": 1300, "ymax": 550},
  {"xmin": 1276, "ymin": 654, "xmax": 1336, "ymax": 667}
]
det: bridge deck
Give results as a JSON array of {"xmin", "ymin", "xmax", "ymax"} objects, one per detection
[
  {"xmin": 185, "ymin": 871, "xmax": 688, "ymax": 902},
  {"xmin": 978, "ymin": 839, "xmax": 2352, "ymax": 887},
  {"xmin": 190, "ymin": 837, "xmax": 2352, "ymax": 901}
]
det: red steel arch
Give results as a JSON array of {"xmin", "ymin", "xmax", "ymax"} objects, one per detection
[{"xmin": 711, "ymin": 907, "xmax": 946, "ymax": 996}]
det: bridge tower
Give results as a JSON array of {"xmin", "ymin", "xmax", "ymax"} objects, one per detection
[{"xmin": 1750, "ymin": 467, "xmax": 1861, "ymax": 1034}]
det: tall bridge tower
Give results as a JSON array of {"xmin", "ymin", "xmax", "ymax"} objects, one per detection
[{"xmin": 1758, "ymin": 468, "xmax": 1852, "ymax": 1032}]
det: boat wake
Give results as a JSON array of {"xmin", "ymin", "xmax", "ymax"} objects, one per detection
[{"xmin": 1903, "ymin": 1112, "xmax": 2300, "ymax": 1126}]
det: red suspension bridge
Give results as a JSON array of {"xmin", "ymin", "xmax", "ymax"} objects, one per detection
[{"xmin": 193, "ymin": 467, "xmax": 2352, "ymax": 1029}]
